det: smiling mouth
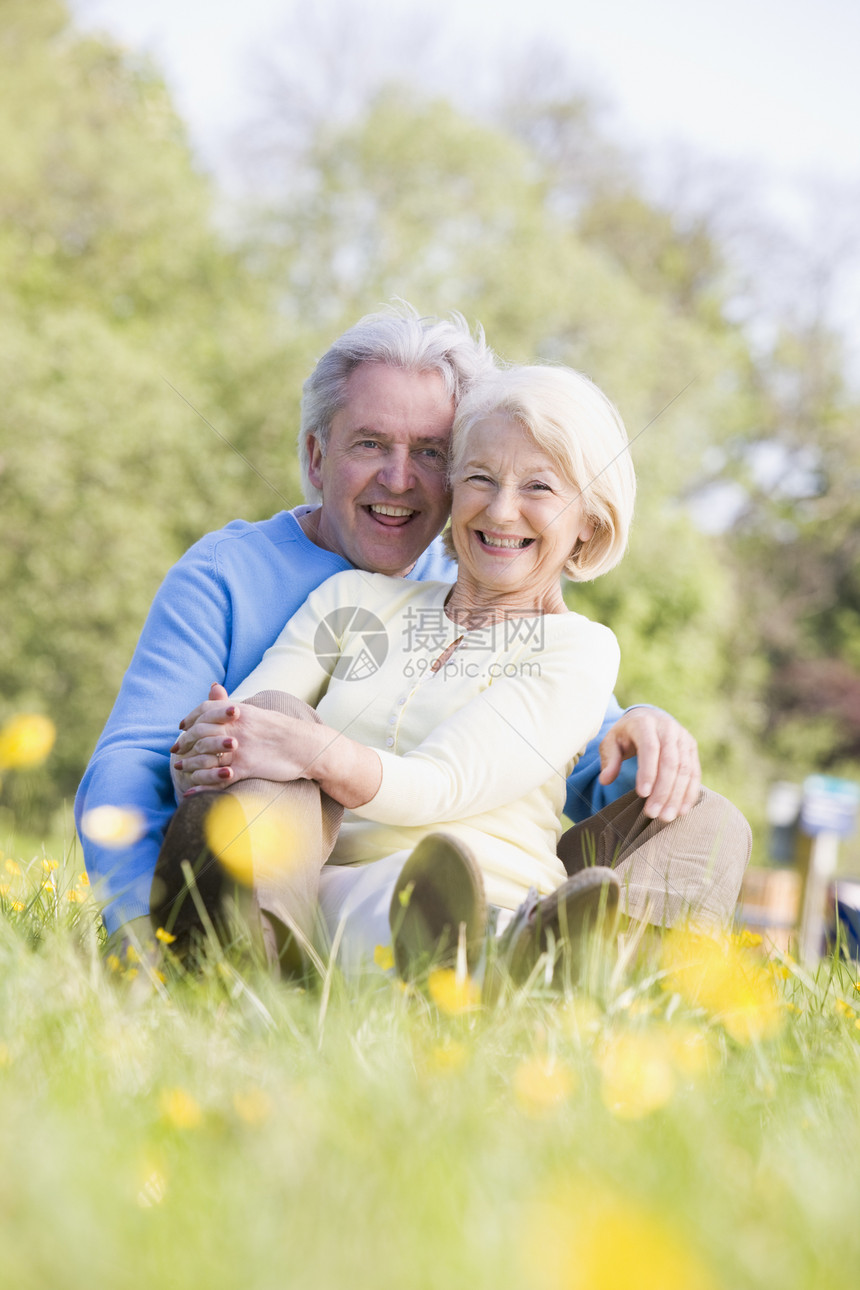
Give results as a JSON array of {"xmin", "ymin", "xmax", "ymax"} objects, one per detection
[
  {"xmin": 477, "ymin": 531, "xmax": 534, "ymax": 550},
  {"xmin": 367, "ymin": 503, "xmax": 416, "ymax": 525}
]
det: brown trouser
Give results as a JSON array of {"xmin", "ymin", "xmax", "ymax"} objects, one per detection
[{"xmin": 556, "ymin": 788, "xmax": 752, "ymax": 929}]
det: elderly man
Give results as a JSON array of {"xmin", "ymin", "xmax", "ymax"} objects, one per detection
[{"xmin": 75, "ymin": 305, "xmax": 749, "ymax": 953}]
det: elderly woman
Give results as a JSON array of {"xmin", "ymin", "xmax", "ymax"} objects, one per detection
[{"xmin": 153, "ymin": 363, "xmax": 636, "ymax": 980}]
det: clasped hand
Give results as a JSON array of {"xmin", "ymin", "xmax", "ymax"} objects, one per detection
[{"xmin": 170, "ymin": 684, "xmax": 312, "ymax": 794}]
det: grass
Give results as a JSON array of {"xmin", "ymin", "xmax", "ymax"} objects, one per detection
[{"xmin": 3, "ymin": 834, "xmax": 860, "ymax": 1290}]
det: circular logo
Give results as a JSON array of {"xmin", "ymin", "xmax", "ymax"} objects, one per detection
[{"xmin": 313, "ymin": 606, "xmax": 389, "ymax": 681}]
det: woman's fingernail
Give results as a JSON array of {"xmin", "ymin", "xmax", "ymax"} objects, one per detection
[
  {"xmin": 170, "ymin": 742, "xmax": 180, "ymax": 754},
  {"xmin": 178, "ymin": 720, "xmax": 187, "ymax": 731},
  {"xmin": 174, "ymin": 759, "xmax": 183, "ymax": 769},
  {"xmin": 217, "ymin": 768, "xmax": 231, "ymax": 779},
  {"xmin": 222, "ymin": 738, "xmax": 234, "ymax": 749},
  {"xmin": 226, "ymin": 706, "xmax": 236, "ymax": 716}
]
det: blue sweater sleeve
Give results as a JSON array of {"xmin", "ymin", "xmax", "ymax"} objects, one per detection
[{"xmin": 74, "ymin": 539, "xmax": 237, "ymax": 934}]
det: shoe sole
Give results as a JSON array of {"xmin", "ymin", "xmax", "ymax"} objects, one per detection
[
  {"xmin": 389, "ymin": 832, "xmax": 487, "ymax": 979},
  {"xmin": 506, "ymin": 866, "xmax": 620, "ymax": 984}
]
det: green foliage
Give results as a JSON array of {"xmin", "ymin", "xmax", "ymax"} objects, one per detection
[
  {"xmin": 4, "ymin": 1, "xmax": 858, "ymax": 838},
  {"xmin": 0, "ymin": 1, "xmax": 315, "ymax": 825}
]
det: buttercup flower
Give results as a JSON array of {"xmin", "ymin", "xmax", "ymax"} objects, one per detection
[
  {"xmin": 513, "ymin": 1056, "xmax": 575, "ymax": 1114},
  {"xmin": 661, "ymin": 928, "xmax": 784, "ymax": 1044},
  {"xmin": 373, "ymin": 943, "xmax": 395, "ymax": 972},
  {"xmin": 524, "ymin": 1181, "xmax": 719, "ymax": 1290},
  {"xmin": 0, "ymin": 714, "xmax": 56, "ymax": 770},
  {"xmin": 427, "ymin": 968, "xmax": 480, "ymax": 1014},
  {"xmin": 159, "ymin": 1087, "xmax": 203, "ymax": 1130}
]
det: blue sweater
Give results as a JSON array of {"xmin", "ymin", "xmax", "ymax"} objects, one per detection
[{"xmin": 75, "ymin": 508, "xmax": 637, "ymax": 933}]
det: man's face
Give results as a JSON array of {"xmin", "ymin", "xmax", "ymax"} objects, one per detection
[{"xmin": 306, "ymin": 362, "xmax": 455, "ymax": 576}]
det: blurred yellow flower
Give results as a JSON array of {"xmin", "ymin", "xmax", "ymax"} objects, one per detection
[
  {"xmin": 78, "ymin": 872, "xmax": 90, "ymax": 886},
  {"xmin": 80, "ymin": 805, "xmax": 145, "ymax": 848},
  {"xmin": 10, "ymin": 900, "xmax": 24, "ymax": 913},
  {"xmin": 41, "ymin": 858, "xmax": 59, "ymax": 873},
  {"xmin": 0, "ymin": 884, "xmax": 9, "ymax": 898},
  {"xmin": 233, "ymin": 1087, "xmax": 273, "ymax": 1126},
  {"xmin": 427, "ymin": 968, "xmax": 480, "ymax": 1014},
  {"xmin": 373, "ymin": 943, "xmax": 395, "ymax": 972},
  {"xmin": 524, "ymin": 1182, "xmax": 718, "ymax": 1290},
  {"xmin": 661, "ymin": 928, "xmax": 784, "ymax": 1044},
  {"xmin": 428, "ymin": 1040, "xmax": 467, "ymax": 1074},
  {"xmin": 563, "ymin": 995, "xmax": 602, "ymax": 1043},
  {"xmin": 105, "ymin": 954, "xmax": 123, "ymax": 973},
  {"xmin": 159, "ymin": 1087, "xmax": 202, "ymax": 1130},
  {"xmin": 513, "ymin": 1056, "xmax": 574, "ymax": 1115},
  {"xmin": 0, "ymin": 714, "xmax": 56, "ymax": 770},
  {"xmin": 598, "ymin": 1032, "xmax": 676, "ymax": 1119},
  {"xmin": 5, "ymin": 859, "xmax": 21, "ymax": 877},
  {"xmin": 204, "ymin": 793, "xmax": 297, "ymax": 887},
  {"xmin": 834, "ymin": 998, "xmax": 856, "ymax": 1021},
  {"xmin": 155, "ymin": 927, "xmax": 177, "ymax": 945}
]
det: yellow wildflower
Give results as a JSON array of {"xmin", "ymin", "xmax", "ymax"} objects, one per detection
[
  {"xmin": 598, "ymin": 1032, "xmax": 676, "ymax": 1119},
  {"xmin": 41, "ymin": 858, "xmax": 59, "ymax": 873},
  {"xmin": 78, "ymin": 872, "xmax": 90, "ymax": 887},
  {"xmin": 513, "ymin": 1056, "xmax": 574, "ymax": 1115},
  {"xmin": 80, "ymin": 805, "xmax": 145, "ymax": 848},
  {"xmin": 154, "ymin": 927, "xmax": 177, "ymax": 945},
  {"xmin": 233, "ymin": 1088, "xmax": 273, "ymax": 1126},
  {"xmin": 524, "ymin": 1181, "xmax": 718, "ymax": 1290},
  {"xmin": 661, "ymin": 928, "xmax": 784, "ymax": 1044},
  {"xmin": 10, "ymin": 901, "xmax": 24, "ymax": 913},
  {"xmin": 105, "ymin": 954, "xmax": 123, "ymax": 973},
  {"xmin": 4, "ymin": 859, "xmax": 21, "ymax": 877},
  {"xmin": 733, "ymin": 928, "xmax": 762, "ymax": 949},
  {"xmin": 0, "ymin": 714, "xmax": 56, "ymax": 770},
  {"xmin": 373, "ymin": 943, "xmax": 395, "ymax": 972},
  {"xmin": 427, "ymin": 968, "xmax": 480, "ymax": 1014},
  {"xmin": 0, "ymin": 884, "xmax": 9, "ymax": 898},
  {"xmin": 159, "ymin": 1087, "xmax": 202, "ymax": 1130},
  {"xmin": 834, "ymin": 998, "xmax": 856, "ymax": 1021},
  {"xmin": 428, "ymin": 1041, "xmax": 467, "ymax": 1074}
]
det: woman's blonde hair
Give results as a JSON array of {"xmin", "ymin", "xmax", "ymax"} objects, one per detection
[{"xmin": 447, "ymin": 364, "xmax": 636, "ymax": 580}]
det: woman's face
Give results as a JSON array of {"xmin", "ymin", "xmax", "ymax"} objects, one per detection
[{"xmin": 449, "ymin": 413, "xmax": 594, "ymax": 606}]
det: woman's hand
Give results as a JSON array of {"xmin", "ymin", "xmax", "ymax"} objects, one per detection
[{"xmin": 171, "ymin": 684, "xmax": 382, "ymax": 808}]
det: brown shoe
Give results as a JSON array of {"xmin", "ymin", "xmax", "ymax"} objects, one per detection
[
  {"xmin": 498, "ymin": 866, "xmax": 620, "ymax": 985},
  {"xmin": 389, "ymin": 833, "xmax": 487, "ymax": 979}
]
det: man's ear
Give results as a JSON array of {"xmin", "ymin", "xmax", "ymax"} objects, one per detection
[{"xmin": 306, "ymin": 435, "xmax": 324, "ymax": 492}]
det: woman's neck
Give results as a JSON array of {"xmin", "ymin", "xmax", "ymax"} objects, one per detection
[{"xmin": 444, "ymin": 579, "xmax": 567, "ymax": 628}]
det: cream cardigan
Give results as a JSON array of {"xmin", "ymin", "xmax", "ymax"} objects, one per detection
[{"xmin": 233, "ymin": 570, "xmax": 620, "ymax": 911}]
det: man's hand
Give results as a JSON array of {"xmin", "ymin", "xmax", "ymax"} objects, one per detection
[{"xmin": 598, "ymin": 708, "xmax": 701, "ymax": 822}]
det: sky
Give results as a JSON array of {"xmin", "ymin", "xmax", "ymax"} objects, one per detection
[
  {"xmin": 72, "ymin": 0, "xmax": 860, "ymax": 191},
  {"xmin": 70, "ymin": 0, "xmax": 859, "ymax": 372}
]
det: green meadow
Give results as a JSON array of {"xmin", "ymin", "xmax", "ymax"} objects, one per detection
[{"xmin": 3, "ymin": 832, "xmax": 860, "ymax": 1290}]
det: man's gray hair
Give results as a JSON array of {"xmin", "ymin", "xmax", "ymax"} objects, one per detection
[{"xmin": 298, "ymin": 302, "xmax": 494, "ymax": 501}]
